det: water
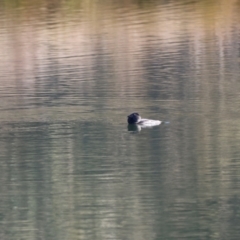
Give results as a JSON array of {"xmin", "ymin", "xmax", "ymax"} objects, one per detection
[{"xmin": 0, "ymin": 0, "xmax": 240, "ymax": 239}]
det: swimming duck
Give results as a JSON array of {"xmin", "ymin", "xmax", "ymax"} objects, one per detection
[{"xmin": 127, "ymin": 113, "xmax": 161, "ymax": 127}]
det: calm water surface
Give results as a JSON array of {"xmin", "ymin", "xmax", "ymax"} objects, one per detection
[{"xmin": 0, "ymin": 1, "xmax": 240, "ymax": 239}]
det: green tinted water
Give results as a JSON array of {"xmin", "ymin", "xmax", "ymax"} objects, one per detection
[{"xmin": 0, "ymin": 1, "xmax": 240, "ymax": 239}]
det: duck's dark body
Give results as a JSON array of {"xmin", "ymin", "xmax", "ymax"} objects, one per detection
[{"xmin": 127, "ymin": 112, "xmax": 161, "ymax": 126}]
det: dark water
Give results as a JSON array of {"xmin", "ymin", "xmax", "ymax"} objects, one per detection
[{"xmin": 1, "ymin": 1, "xmax": 240, "ymax": 239}]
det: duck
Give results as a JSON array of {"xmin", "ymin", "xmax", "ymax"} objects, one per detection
[{"xmin": 127, "ymin": 113, "xmax": 161, "ymax": 127}]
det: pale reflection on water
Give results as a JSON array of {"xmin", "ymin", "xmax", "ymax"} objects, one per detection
[{"xmin": 0, "ymin": 0, "xmax": 240, "ymax": 240}]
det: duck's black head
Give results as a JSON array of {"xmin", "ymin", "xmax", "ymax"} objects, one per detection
[{"xmin": 127, "ymin": 113, "xmax": 141, "ymax": 124}]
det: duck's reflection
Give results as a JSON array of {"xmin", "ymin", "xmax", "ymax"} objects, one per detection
[{"xmin": 128, "ymin": 124, "xmax": 142, "ymax": 132}]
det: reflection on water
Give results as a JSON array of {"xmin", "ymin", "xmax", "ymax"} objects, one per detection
[
  {"xmin": 1, "ymin": 0, "xmax": 240, "ymax": 239},
  {"xmin": 128, "ymin": 124, "xmax": 142, "ymax": 132}
]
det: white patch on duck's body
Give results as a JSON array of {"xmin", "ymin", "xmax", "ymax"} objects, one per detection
[{"xmin": 137, "ymin": 118, "xmax": 161, "ymax": 127}]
